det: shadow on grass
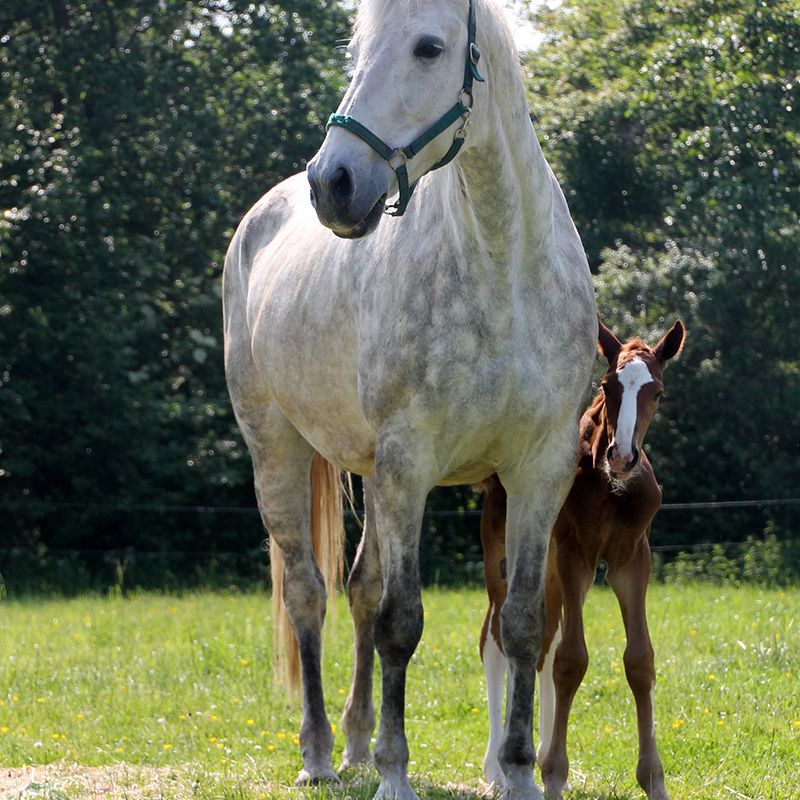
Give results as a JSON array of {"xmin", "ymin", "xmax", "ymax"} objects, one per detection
[{"xmin": 323, "ymin": 768, "xmax": 493, "ymax": 799}]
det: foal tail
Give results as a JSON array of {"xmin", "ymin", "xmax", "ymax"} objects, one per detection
[{"xmin": 271, "ymin": 452, "xmax": 347, "ymax": 693}]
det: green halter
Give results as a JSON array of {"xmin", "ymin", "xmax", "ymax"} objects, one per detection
[{"xmin": 326, "ymin": 0, "xmax": 485, "ymax": 217}]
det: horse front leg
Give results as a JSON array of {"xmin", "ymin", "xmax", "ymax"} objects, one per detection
[
  {"xmin": 370, "ymin": 446, "xmax": 430, "ymax": 800},
  {"xmin": 497, "ymin": 456, "xmax": 575, "ymax": 800},
  {"xmin": 606, "ymin": 539, "xmax": 669, "ymax": 800},
  {"xmin": 341, "ymin": 478, "xmax": 381, "ymax": 769}
]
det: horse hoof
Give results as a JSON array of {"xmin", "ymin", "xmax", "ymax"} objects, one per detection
[
  {"xmin": 501, "ymin": 767, "xmax": 544, "ymax": 800},
  {"xmin": 294, "ymin": 768, "xmax": 341, "ymax": 787},
  {"xmin": 340, "ymin": 749, "xmax": 374, "ymax": 771},
  {"xmin": 373, "ymin": 777, "xmax": 420, "ymax": 800}
]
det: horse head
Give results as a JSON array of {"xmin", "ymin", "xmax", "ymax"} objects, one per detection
[
  {"xmin": 597, "ymin": 318, "xmax": 685, "ymax": 479},
  {"xmin": 307, "ymin": 0, "xmax": 485, "ymax": 238}
]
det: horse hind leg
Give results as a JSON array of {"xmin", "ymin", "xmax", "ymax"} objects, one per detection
[
  {"xmin": 341, "ymin": 478, "xmax": 381, "ymax": 769},
  {"xmin": 239, "ymin": 406, "xmax": 338, "ymax": 785}
]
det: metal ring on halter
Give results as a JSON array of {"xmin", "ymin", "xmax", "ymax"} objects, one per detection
[
  {"xmin": 458, "ymin": 89, "xmax": 474, "ymax": 109},
  {"xmin": 388, "ymin": 148, "xmax": 408, "ymax": 170}
]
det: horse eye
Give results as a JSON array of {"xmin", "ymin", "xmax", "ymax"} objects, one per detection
[{"xmin": 414, "ymin": 38, "xmax": 444, "ymax": 59}]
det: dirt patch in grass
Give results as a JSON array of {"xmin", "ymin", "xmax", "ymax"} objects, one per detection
[
  {"xmin": 0, "ymin": 764, "xmax": 492, "ymax": 800},
  {"xmin": 0, "ymin": 764, "xmax": 187, "ymax": 800}
]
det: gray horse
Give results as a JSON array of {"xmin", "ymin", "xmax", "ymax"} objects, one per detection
[{"xmin": 223, "ymin": 0, "xmax": 597, "ymax": 797}]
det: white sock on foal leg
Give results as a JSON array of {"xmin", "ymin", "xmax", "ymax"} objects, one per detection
[
  {"xmin": 482, "ymin": 607, "xmax": 507, "ymax": 788},
  {"xmin": 537, "ymin": 622, "xmax": 561, "ymax": 764}
]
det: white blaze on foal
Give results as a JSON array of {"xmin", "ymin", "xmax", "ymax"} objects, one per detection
[{"xmin": 612, "ymin": 358, "xmax": 654, "ymax": 467}]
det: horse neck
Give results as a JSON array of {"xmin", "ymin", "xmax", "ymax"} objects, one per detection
[{"xmin": 452, "ymin": 4, "xmax": 556, "ymax": 265}]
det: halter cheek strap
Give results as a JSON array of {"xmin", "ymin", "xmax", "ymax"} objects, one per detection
[{"xmin": 326, "ymin": 0, "xmax": 484, "ymax": 217}]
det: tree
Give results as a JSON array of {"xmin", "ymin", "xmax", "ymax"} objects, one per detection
[
  {"xmin": 0, "ymin": 0, "xmax": 350, "ymax": 588},
  {"xmin": 525, "ymin": 0, "xmax": 800, "ymax": 548}
]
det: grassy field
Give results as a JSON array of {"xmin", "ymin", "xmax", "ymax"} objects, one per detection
[{"xmin": 0, "ymin": 585, "xmax": 798, "ymax": 800}]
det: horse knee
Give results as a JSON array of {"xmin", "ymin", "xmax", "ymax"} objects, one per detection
[
  {"xmin": 348, "ymin": 559, "xmax": 382, "ymax": 624},
  {"xmin": 374, "ymin": 591, "xmax": 423, "ymax": 666},
  {"xmin": 500, "ymin": 594, "xmax": 544, "ymax": 662},
  {"xmin": 553, "ymin": 643, "xmax": 588, "ymax": 694},
  {"xmin": 624, "ymin": 644, "xmax": 655, "ymax": 694}
]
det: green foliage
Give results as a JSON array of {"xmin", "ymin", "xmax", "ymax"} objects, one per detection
[
  {"xmin": 660, "ymin": 532, "xmax": 798, "ymax": 586},
  {"xmin": 2, "ymin": 0, "xmax": 799, "ymax": 586},
  {"xmin": 0, "ymin": 1, "xmax": 350, "ymax": 562},
  {"xmin": 527, "ymin": 0, "xmax": 800, "ymax": 551}
]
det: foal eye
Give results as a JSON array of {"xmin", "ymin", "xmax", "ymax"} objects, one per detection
[{"xmin": 414, "ymin": 37, "xmax": 444, "ymax": 59}]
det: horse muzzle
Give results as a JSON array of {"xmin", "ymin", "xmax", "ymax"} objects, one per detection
[
  {"xmin": 307, "ymin": 155, "xmax": 389, "ymax": 239},
  {"xmin": 606, "ymin": 443, "xmax": 640, "ymax": 478}
]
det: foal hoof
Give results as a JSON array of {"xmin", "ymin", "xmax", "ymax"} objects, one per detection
[
  {"xmin": 294, "ymin": 767, "xmax": 341, "ymax": 787},
  {"xmin": 482, "ymin": 760, "xmax": 506, "ymax": 793}
]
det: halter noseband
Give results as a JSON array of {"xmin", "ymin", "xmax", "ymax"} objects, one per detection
[{"xmin": 326, "ymin": 0, "xmax": 485, "ymax": 217}]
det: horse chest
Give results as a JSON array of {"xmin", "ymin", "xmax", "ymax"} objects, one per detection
[
  {"xmin": 561, "ymin": 466, "xmax": 661, "ymax": 565},
  {"xmin": 359, "ymin": 265, "xmax": 554, "ymax": 422}
]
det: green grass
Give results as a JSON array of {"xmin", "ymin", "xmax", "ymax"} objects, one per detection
[{"xmin": 1, "ymin": 585, "xmax": 798, "ymax": 799}]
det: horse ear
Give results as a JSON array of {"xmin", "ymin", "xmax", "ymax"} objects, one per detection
[
  {"xmin": 597, "ymin": 316, "xmax": 622, "ymax": 365},
  {"xmin": 654, "ymin": 319, "xmax": 685, "ymax": 363}
]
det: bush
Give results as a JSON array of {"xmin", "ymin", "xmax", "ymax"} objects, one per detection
[{"xmin": 660, "ymin": 530, "xmax": 797, "ymax": 587}]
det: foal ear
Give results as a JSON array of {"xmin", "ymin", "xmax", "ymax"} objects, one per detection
[
  {"xmin": 654, "ymin": 319, "xmax": 685, "ymax": 363},
  {"xmin": 597, "ymin": 316, "xmax": 622, "ymax": 365}
]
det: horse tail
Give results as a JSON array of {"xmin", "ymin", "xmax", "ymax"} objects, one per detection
[{"xmin": 271, "ymin": 452, "xmax": 347, "ymax": 693}]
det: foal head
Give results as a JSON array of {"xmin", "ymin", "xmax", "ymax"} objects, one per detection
[{"xmin": 597, "ymin": 319, "xmax": 685, "ymax": 480}]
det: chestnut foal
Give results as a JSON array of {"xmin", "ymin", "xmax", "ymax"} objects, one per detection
[{"xmin": 479, "ymin": 319, "xmax": 685, "ymax": 800}]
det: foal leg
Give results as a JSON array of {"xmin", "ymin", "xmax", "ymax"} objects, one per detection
[
  {"xmin": 607, "ymin": 540, "xmax": 669, "ymax": 800},
  {"xmin": 536, "ymin": 542, "xmax": 563, "ymax": 767},
  {"xmin": 240, "ymin": 407, "xmax": 337, "ymax": 785},
  {"xmin": 341, "ymin": 478, "xmax": 381, "ymax": 769},
  {"xmin": 539, "ymin": 538, "xmax": 594, "ymax": 800},
  {"xmin": 479, "ymin": 478, "xmax": 509, "ymax": 788}
]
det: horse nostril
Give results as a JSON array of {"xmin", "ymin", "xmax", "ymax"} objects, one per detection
[
  {"xmin": 626, "ymin": 447, "xmax": 640, "ymax": 472},
  {"xmin": 331, "ymin": 166, "xmax": 354, "ymax": 208},
  {"xmin": 309, "ymin": 186, "xmax": 318, "ymax": 209}
]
